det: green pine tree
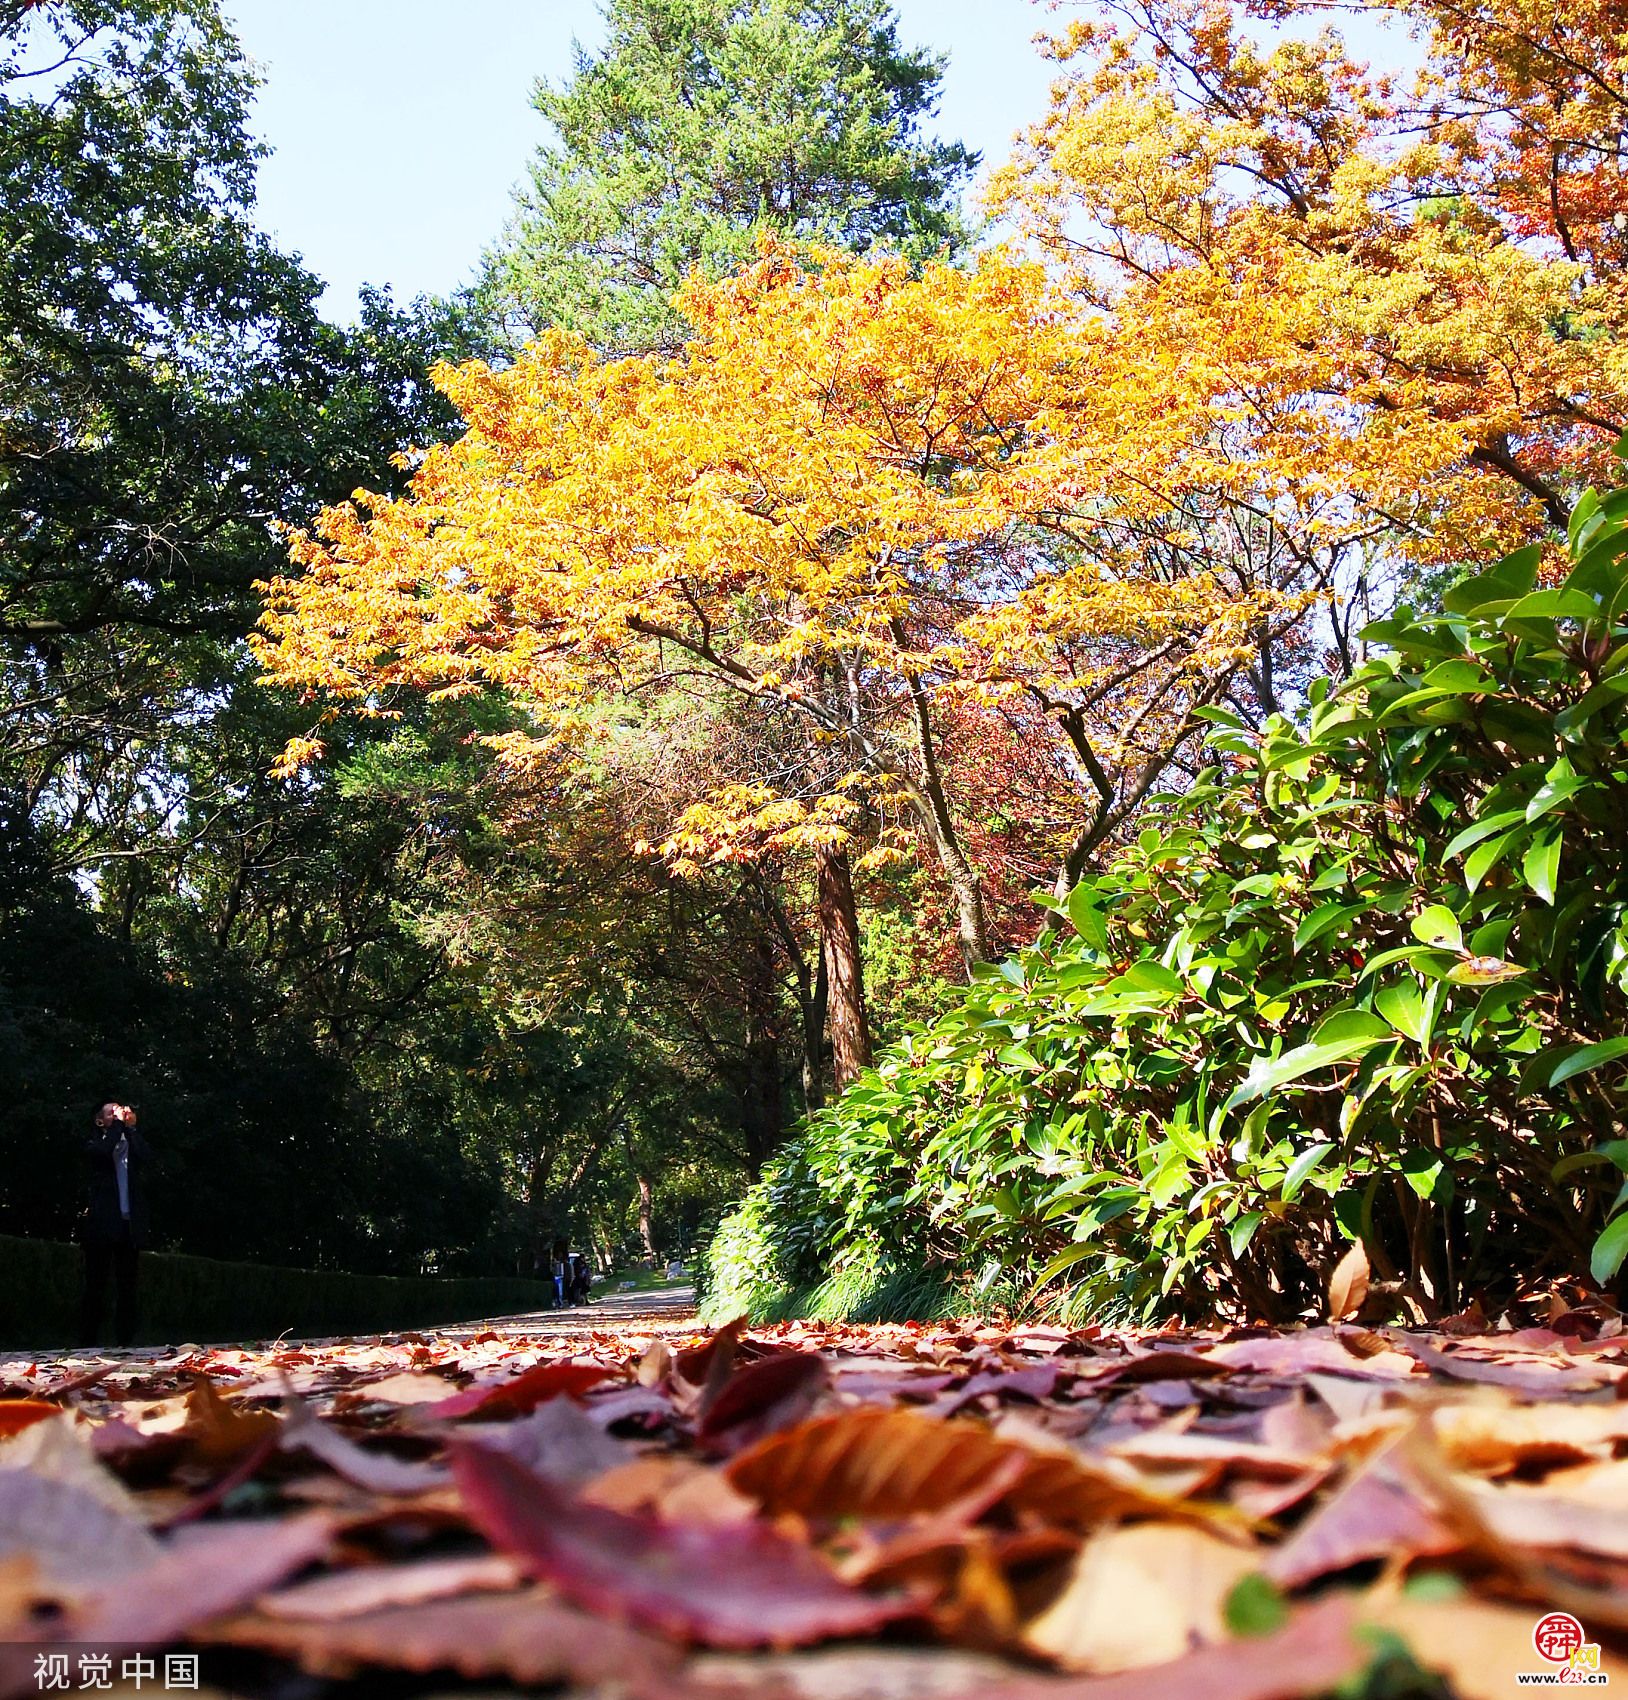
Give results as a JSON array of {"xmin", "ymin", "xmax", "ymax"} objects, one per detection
[{"xmin": 480, "ymin": 0, "xmax": 976, "ymax": 354}]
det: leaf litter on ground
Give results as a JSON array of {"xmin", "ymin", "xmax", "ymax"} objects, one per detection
[{"xmin": 0, "ymin": 1298, "xmax": 1625, "ymax": 1698}]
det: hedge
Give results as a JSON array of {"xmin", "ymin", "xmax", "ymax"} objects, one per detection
[{"xmin": 0, "ymin": 1235, "xmax": 556, "ymax": 1350}]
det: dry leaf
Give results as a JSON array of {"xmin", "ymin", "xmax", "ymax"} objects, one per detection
[
  {"xmin": 257, "ymin": 1553, "xmax": 523, "ymax": 1620},
  {"xmin": 181, "ymin": 1378, "xmax": 281, "ymax": 1464},
  {"xmin": 451, "ymin": 1441, "xmax": 922, "ymax": 1647},
  {"xmin": 1023, "ymin": 1524, "xmax": 1260, "ymax": 1672},
  {"xmin": 1327, "ymin": 1242, "xmax": 1371, "ymax": 1322}
]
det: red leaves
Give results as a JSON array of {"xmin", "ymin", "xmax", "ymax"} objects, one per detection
[
  {"xmin": 0, "ymin": 1400, "xmax": 60, "ymax": 1438},
  {"xmin": 696, "ymin": 1349, "xmax": 829, "ymax": 1452},
  {"xmin": 6, "ymin": 1306, "xmax": 1628, "ymax": 1698},
  {"xmin": 450, "ymin": 1441, "xmax": 921, "ymax": 1648},
  {"xmin": 425, "ymin": 1357, "xmax": 611, "ymax": 1419}
]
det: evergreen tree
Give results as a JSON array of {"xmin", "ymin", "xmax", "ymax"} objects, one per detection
[{"xmin": 481, "ymin": 0, "xmax": 975, "ymax": 353}]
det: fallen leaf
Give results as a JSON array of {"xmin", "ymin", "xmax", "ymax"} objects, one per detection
[
  {"xmin": 257, "ymin": 1553, "xmax": 524, "ymax": 1620},
  {"xmin": 281, "ymin": 1395, "xmax": 450, "ymax": 1495},
  {"xmin": 1429, "ymin": 1398, "xmax": 1628, "ymax": 1475},
  {"xmin": 427, "ymin": 1357, "xmax": 611, "ymax": 1420},
  {"xmin": 1328, "ymin": 1242, "xmax": 1371, "ymax": 1322},
  {"xmin": 0, "ymin": 1468, "xmax": 161, "ymax": 1590},
  {"xmin": 197, "ymin": 1588, "xmax": 679, "ymax": 1688},
  {"xmin": 1264, "ymin": 1446, "xmax": 1461, "ymax": 1587},
  {"xmin": 1210, "ymin": 1335, "xmax": 1419, "ymax": 1382},
  {"xmin": 451, "ymin": 1441, "xmax": 922, "ymax": 1647},
  {"xmin": 586, "ymin": 1455, "xmax": 760, "ymax": 1525},
  {"xmin": 699, "ymin": 1351, "xmax": 830, "ymax": 1452},
  {"xmin": 1363, "ymin": 1591, "xmax": 1554, "ymax": 1700},
  {"xmin": 459, "ymin": 1392, "xmax": 625, "ymax": 1486},
  {"xmin": 990, "ymin": 1597, "xmax": 1366, "ymax": 1700},
  {"xmin": 730, "ymin": 1407, "xmax": 1217, "ymax": 1534},
  {"xmin": 0, "ymin": 1402, "xmax": 60, "ymax": 1439},
  {"xmin": 60, "ymin": 1513, "xmax": 333, "ymax": 1645},
  {"xmin": 0, "ymin": 1413, "xmax": 143, "ymax": 1516},
  {"xmin": 341, "ymin": 1371, "xmax": 457, "ymax": 1406},
  {"xmin": 181, "ymin": 1377, "xmax": 281, "ymax": 1464},
  {"xmin": 1023, "ymin": 1524, "xmax": 1261, "ymax": 1672}
]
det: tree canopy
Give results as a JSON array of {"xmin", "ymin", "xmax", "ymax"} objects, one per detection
[{"xmin": 479, "ymin": 0, "xmax": 975, "ymax": 353}]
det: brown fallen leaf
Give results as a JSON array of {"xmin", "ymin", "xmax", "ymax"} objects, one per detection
[
  {"xmin": 1465, "ymin": 1479, "xmax": 1628, "ymax": 1559},
  {"xmin": 451, "ymin": 1441, "xmax": 923, "ymax": 1647},
  {"xmin": 1430, "ymin": 1398, "xmax": 1628, "ymax": 1475},
  {"xmin": 1362, "ymin": 1590, "xmax": 1560, "ymax": 1700},
  {"xmin": 988, "ymin": 1596, "xmax": 1367, "ymax": 1700},
  {"xmin": 280, "ymin": 1392, "xmax": 450, "ymax": 1495},
  {"xmin": 1022, "ymin": 1523, "xmax": 1261, "ymax": 1672},
  {"xmin": 0, "ymin": 1413, "xmax": 144, "ymax": 1516},
  {"xmin": 1328, "ymin": 1241, "xmax": 1371, "ymax": 1322},
  {"xmin": 340, "ymin": 1370, "xmax": 457, "ymax": 1406},
  {"xmin": 198, "ymin": 1588, "xmax": 679, "ymax": 1689},
  {"xmin": 458, "ymin": 1389, "xmax": 627, "ymax": 1486},
  {"xmin": 1210, "ymin": 1334, "xmax": 1419, "ymax": 1382},
  {"xmin": 586, "ymin": 1455, "xmax": 760, "ymax": 1525},
  {"xmin": 257, "ymin": 1553, "xmax": 524, "ymax": 1620},
  {"xmin": 728, "ymin": 1407, "xmax": 1208, "ymax": 1533},
  {"xmin": 0, "ymin": 1514, "xmax": 335, "ymax": 1700},
  {"xmin": 181, "ymin": 1377, "xmax": 281, "ymax": 1465},
  {"xmin": 1403, "ymin": 1339, "xmax": 1617, "ymax": 1394}
]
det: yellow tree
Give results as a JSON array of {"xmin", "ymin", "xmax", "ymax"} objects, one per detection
[
  {"xmin": 988, "ymin": 0, "xmax": 1626, "ymax": 550},
  {"xmin": 256, "ymin": 246, "xmax": 1299, "ymax": 1078}
]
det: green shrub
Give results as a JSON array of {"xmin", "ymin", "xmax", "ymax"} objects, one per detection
[
  {"xmin": 710, "ymin": 465, "xmax": 1628, "ymax": 1325},
  {"xmin": 0, "ymin": 1234, "xmax": 555, "ymax": 1350}
]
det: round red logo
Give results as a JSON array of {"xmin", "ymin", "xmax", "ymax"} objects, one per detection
[{"xmin": 1533, "ymin": 1612, "xmax": 1586, "ymax": 1664}]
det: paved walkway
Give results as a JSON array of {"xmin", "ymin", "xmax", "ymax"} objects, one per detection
[{"xmin": 439, "ymin": 1281, "xmax": 699, "ymax": 1342}]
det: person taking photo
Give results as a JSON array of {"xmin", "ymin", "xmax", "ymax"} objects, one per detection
[{"xmin": 80, "ymin": 1101, "xmax": 149, "ymax": 1348}]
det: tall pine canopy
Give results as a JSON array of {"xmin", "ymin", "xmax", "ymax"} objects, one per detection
[{"xmin": 480, "ymin": 0, "xmax": 975, "ymax": 352}]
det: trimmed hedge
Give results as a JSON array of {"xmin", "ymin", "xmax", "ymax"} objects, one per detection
[{"xmin": 0, "ymin": 1235, "xmax": 555, "ymax": 1350}]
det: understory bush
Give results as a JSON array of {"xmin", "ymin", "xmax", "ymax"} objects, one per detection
[{"xmin": 708, "ymin": 469, "xmax": 1628, "ymax": 1325}]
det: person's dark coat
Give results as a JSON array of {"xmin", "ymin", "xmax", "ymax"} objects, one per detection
[{"xmin": 83, "ymin": 1122, "xmax": 150, "ymax": 1247}]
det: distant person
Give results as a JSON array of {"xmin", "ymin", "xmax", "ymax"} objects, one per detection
[
  {"xmin": 566, "ymin": 1252, "xmax": 592, "ymax": 1306},
  {"xmin": 80, "ymin": 1101, "xmax": 149, "ymax": 1348},
  {"xmin": 550, "ymin": 1237, "xmax": 568, "ymax": 1307}
]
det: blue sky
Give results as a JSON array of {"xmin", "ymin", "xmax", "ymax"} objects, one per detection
[{"xmin": 224, "ymin": 0, "xmax": 1063, "ymax": 322}]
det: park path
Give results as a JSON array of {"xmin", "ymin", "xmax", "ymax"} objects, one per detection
[{"xmin": 440, "ymin": 1280, "xmax": 698, "ymax": 1343}]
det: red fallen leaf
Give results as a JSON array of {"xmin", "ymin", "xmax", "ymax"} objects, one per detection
[
  {"xmin": 1264, "ymin": 1448, "xmax": 1461, "ymax": 1588},
  {"xmin": 698, "ymin": 1351, "xmax": 829, "ymax": 1453},
  {"xmin": 426, "ymin": 1358, "xmax": 611, "ymax": 1420},
  {"xmin": 450, "ymin": 1441, "xmax": 921, "ymax": 1648},
  {"xmin": 1209, "ymin": 1334, "xmax": 1419, "ymax": 1381},
  {"xmin": 673, "ymin": 1316, "xmax": 749, "ymax": 1413},
  {"xmin": 0, "ymin": 1401, "xmax": 60, "ymax": 1438},
  {"xmin": 1087, "ymin": 1349, "xmax": 1230, "ymax": 1386},
  {"xmin": 1403, "ymin": 1339, "xmax": 1616, "ymax": 1394},
  {"xmin": 21, "ymin": 1514, "xmax": 334, "ymax": 1662},
  {"xmin": 943, "ymin": 1363, "xmax": 1062, "ymax": 1413}
]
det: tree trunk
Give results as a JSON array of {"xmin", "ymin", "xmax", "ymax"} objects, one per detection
[
  {"xmin": 816, "ymin": 844, "xmax": 872, "ymax": 1090},
  {"xmin": 741, "ymin": 927, "xmax": 785, "ymax": 1175},
  {"xmin": 636, "ymin": 1173, "xmax": 657, "ymax": 1261}
]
